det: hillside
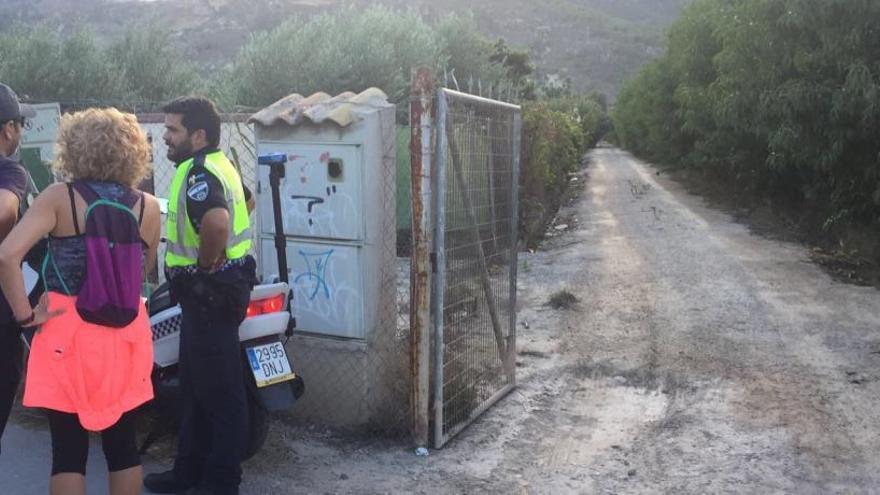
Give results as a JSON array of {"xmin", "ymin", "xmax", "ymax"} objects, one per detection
[{"xmin": 0, "ymin": 0, "xmax": 689, "ymax": 98}]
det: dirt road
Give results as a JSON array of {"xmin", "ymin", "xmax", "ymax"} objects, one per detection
[
  {"xmin": 486, "ymin": 147, "xmax": 880, "ymax": 494},
  {"xmin": 4, "ymin": 147, "xmax": 880, "ymax": 493},
  {"xmin": 247, "ymin": 147, "xmax": 880, "ymax": 493}
]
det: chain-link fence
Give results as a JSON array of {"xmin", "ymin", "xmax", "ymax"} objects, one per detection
[
  {"xmin": 139, "ymin": 107, "xmax": 414, "ymax": 437},
  {"xmin": 267, "ymin": 108, "xmax": 410, "ymax": 436},
  {"xmin": 23, "ymin": 88, "xmax": 518, "ymax": 444},
  {"xmin": 142, "ymin": 84, "xmax": 520, "ymax": 445},
  {"xmin": 431, "ymin": 88, "xmax": 521, "ymax": 447}
]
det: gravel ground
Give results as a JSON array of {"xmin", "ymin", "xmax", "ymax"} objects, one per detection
[{"xmin": 4, "ymin": 147, "xmax": 880, "ymax": 494}]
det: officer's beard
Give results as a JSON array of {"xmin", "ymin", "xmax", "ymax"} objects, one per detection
[{"xmin": 166, "ymin": 137, "xmax": 194, "ymax": 164}]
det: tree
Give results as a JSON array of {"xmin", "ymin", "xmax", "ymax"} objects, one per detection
[
  {"xmin": 229, "ymin": 6, "xmax": 442, "ymax": 108},
  {"xmin": 107, "ymin": 24, "xmax": 203, "ymax": 108},
  {"xmin": 613, "ymin": 0, "xmax": 880, "ymax": 240},
  {"xmin": 0, "ymin": 23, "xmax": 203, "ymax": 111},
  {"xmin": 0, "ymin": 24, "xmax": 127, "ymax": 105}
]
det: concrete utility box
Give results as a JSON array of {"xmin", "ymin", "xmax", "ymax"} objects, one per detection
[{"xmin": 249, "ymin": 89, "xmax": 402, "ymax": 426}]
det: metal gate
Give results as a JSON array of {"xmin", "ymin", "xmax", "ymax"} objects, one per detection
[{"xmin": 431, "ymin": 88, "xmax": 521, "ymax": 447}]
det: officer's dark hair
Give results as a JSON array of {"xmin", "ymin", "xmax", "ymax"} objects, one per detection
[{"xmin": 162, "ymin": 96, "xmax": 221, "ymax": 148}]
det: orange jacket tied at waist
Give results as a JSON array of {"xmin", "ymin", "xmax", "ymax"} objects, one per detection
[{"xmin": 23, "ymin": 292, "xmax": 154, "ymax": 431}]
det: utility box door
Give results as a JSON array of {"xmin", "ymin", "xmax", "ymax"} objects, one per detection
[
  {"xmin": 260, "ymin": 239, "xmax": 365, "ymax": 339},
  {"xmin": 257, "ymin": 142, "xmax": 363, "ymax": 241}
]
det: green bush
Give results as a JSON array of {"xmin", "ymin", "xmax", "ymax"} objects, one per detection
[
  {"xmin": 544, "ymin": 94, "xmax": 612, "ymax": 149},
  {"xmin": 229, "ymin": 6, "xmax": 442, "ymax": 108},
  {"xmin": 519, "ymin": 103, "xmax": 586, "ymax": 247},
  {"xmin": 0, "ymin": 25, "xmax": 127, "ymax": 104},
  {"xmin": 106, "ymin": 24, "xmax": 204, "ymax": 107},
  {"xmin": 613, "ymin": 0, "xmax": 880, "ymax": 241},
  {"xmin": 1, "ymin": 9, "xmax": 532, "ymax": 113},
  {"xmin": 0, "ymin": 23, "xmax": 202, "ymax": 110},
  {"xmin": 227, "ymin": 6, "xmax": 532, "ymax": 110}
]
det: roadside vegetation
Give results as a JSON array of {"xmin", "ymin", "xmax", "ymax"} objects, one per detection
[
  {"xmin": 521, "ymin": 94, "xmax": 611, "ymax": 247},
  {"xmin": 612, "ymin": 0, "xmax": 880, "ymax": 280},
  {"xmin": 0, "ymin": 6, "xmax": 609, "ymax": 249}
]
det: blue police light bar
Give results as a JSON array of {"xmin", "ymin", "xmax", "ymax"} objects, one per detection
[{"xmin": 258, "ymin": 153, "xmax": 287, "ymax": 165}]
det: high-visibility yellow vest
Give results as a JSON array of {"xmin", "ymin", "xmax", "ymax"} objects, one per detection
[{"xmin": 165, "ymin": 150, "xmax": 251, "ymax": 268}]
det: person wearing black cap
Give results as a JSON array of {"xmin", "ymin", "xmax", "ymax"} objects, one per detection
[{"xmin": 0, "ymin": 82, "xmax": 35, "ymax": 454}]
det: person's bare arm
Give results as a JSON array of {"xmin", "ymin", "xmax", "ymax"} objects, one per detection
[
  {"xmin": 0, "ymin": 184, "xmax": 63, "ymax": 324},
  {"xmin": 141, "ymin": 194, "xmax": 162, "ymax": 278}
]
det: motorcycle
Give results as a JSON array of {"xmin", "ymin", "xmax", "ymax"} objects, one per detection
[
  {"xmin": 143, "ymin": 279, "xmax": 304, "ymax": 459},
  {"xmin": 140, "ymin": 152, "xmax": 305, "ymax": 459},
  {"xmin": 19, "ymin": 154, "xmax": 304, "ymax": 459}
]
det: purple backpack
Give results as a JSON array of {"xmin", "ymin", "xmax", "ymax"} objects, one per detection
[{"xmin": 44, "ymin": 182, "xmax": 145, "ymax": 327}]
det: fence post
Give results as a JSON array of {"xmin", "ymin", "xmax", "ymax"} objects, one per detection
[
  {"xmin": 507, "ymin": 111, "xmax": 522, "ymax": 380},
  {"xmin": 433, "ymin": 90, "xmax": 449, "ymax": 448},
  {"xmin": 410, "ymin": 67, "xmax": 434, "ymax": 448}
]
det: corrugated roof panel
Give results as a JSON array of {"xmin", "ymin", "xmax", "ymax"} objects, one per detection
[{"xmin": 248, "ymin": 88, "xmax": 390, "ymax": 128}]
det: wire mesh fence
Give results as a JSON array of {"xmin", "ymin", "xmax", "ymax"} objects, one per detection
[
  {"xmin": 139, "ymin": 110, "xmax": 413, "ymax": 437},
  {"xmin": 264, "ymin": 110, "xmax": 411, "ymax": 436},
  {"xmin": 38, "ymin": 84, "xmax": 520, "ymax": 444},
  {"xmin": 432, "ymin": 88, "xmax": 521, "ymax": 447}
]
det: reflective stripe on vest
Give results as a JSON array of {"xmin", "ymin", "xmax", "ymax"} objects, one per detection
[{"xmin": 165, "ymin": 150, "xmax": 252, "ymax": 268}]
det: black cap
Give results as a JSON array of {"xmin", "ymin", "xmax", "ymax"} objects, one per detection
[{"xmin": 0, "ymin": 83, "xmax": 36, "ymax": 123}]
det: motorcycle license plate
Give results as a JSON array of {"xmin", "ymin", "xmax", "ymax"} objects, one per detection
[{"xmin": 246, "ymin": 342, "xmax": 295, "ymax": 388}]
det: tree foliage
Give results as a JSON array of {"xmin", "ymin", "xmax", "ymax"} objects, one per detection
[
  {"xmin": 0, "ymin": 25, "xmax": 126, "ymax": 104},
  {"xmin": 0, "ymin": 24, "xmax": 201, "ymax": 110},
  {"xmin": 229, "ymin": 6, "xmax": 442, "ymax": 107},
  {"xmin": 519, "ymin": 96, "xmax": 610, "ymax": 246},
  {"xmin": 0, "ymin": 9, "xmax": 612, "ymax": 251},
  {"xmin": 227, "ymin": 6, "xmax": 537, "ymax": 108},
  {"xmin": 106, "ymin": 24, "xmax": 203, "ymax": 106},
  {"xmin": 0, "ymin": 7, "xmax": 570, "ymax": 113},
  {"xmin": 613, "ymin": 0, "xmax": 880, "ymax": 233}
]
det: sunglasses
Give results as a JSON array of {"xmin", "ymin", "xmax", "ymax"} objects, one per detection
[{"xmin": 3, "ymin": 117, "xmax": 26, "ymax": 128}]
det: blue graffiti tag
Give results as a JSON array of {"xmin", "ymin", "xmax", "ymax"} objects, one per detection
[{"xmin": 294, "ymin": 249, "xmax": 334, "ymax": 300}]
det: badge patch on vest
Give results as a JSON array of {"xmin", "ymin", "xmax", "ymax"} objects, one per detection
[
  {"xmin": 188, "ymin": 172, "xmax": 206, "ymax": 186},
  {"xmin": 187, "ymin": 181, "xmax": 209, "ymax": 201}
]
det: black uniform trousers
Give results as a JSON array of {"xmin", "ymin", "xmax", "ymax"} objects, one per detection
[
  {"xmin": 0, "ymin": 322, "xmax": 22, "ymax": 455},
  {"xmin": 170, "ymin": 262, "xmax": 254, "ymax": 493}
]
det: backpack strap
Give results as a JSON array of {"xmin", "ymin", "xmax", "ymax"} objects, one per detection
[
  {"xmin": 111, "ymin": 185, "xmax": 142, "ymax": 214},
  {"xmin": 115, "ymin": 187, "xmax": 145, "ymax": 225},
  {"xmin": 40, "ymin": 243, "xmax": 72, "ymax": 296},
  {"xmin": 72, "ymin": 180, "xmax": 143, "ymax": 218},
  {"xmin": 71, "ymin": 180, "xmax": 100, "ymax": 204},
  {"xmin": 137, "ymin": 191, "xmax": 145, "ymax": 226},
  {"xmin": 67, "ymin": 183, "xmax": 81, "ymax": 236}
]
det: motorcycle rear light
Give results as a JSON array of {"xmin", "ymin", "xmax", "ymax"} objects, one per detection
[
  {"xmin": 261, "ymin": 294, "xmax": 285, "ymax": 313},
  {"xmin": 246, "ymin": 294, "xmax": 286, "ymax": 318}
]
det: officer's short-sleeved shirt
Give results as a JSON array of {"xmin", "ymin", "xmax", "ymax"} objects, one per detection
[
  {"xmin": 0, "ymin": 156, "xmax": 29, "ymax": 325},
  {"xmin": 0, "ymin": 156, "xmax": 28, "ymax": 204},
  {"xmin": 183, "ymin": 150, "xmax": 251, "ymax": 233}
]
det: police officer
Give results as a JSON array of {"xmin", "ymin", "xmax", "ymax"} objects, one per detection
[
  {"xmin": 144, "ymin": 97, "xmax": 255, "ymax": 495},
  {"xmin": 0, "ymin": 83, "xmax": 34, "ymax": 454}
]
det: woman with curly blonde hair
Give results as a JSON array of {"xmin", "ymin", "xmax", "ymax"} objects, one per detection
[{"xmin": 0, "ymin": 107, "xmax": 161, "ymax": 495}]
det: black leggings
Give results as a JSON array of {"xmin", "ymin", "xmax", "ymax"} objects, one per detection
[{"xmin": 48, "ymin": 410, "xmax": 140, "ymax": 475}]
